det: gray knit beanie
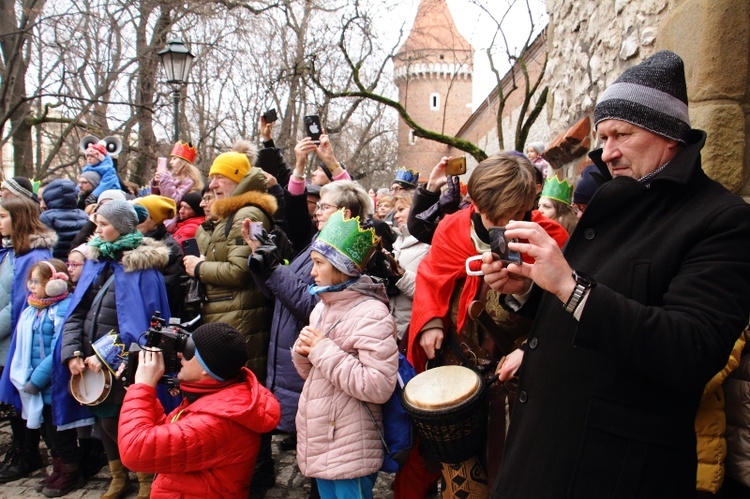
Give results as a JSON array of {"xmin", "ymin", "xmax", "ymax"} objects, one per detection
[
  {"xmin": 96, "ymin": 200, "xmax": 138, "ymax": 235},
  {"xmin": 80, "ymin": 171, "xmax": 101, "ymax": 189},
  {"xmin": 594, "ymin": 50, "xmax": 690, "ymax": 143}
]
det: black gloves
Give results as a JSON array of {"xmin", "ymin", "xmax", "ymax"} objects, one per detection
[
  {"xmin": 248, "ymin": 232, "xmax": 282, "ymax": 281},
  {"xmin": 439, "ymin": 175, "xmax": 462, "ymax": 214}
]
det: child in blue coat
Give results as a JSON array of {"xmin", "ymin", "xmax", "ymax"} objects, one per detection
[
  {"xmin": 7, "ymin": 259, "xmax": 88, "ymax": 496},
  {"xmin": 82, "ymin": 142, "xmax": 121, "ymax": 198}
]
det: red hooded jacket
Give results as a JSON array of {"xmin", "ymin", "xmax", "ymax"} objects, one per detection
[{"xmin": 118, "ymin": 367, "xmax": 281, "ymax": 498}]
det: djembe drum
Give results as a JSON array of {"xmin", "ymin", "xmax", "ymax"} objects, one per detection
[{"xmin": 402, "ymin": 365, "xmax": 490, "ymax": 498}]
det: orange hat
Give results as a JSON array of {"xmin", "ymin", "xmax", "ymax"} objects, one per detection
[
  {"xmin": 170, "ymin": 141, "xmax": 197, "ymax": 164},
  {"xmin": 134, "ymin": 195, "xmax": 177, "ymax": 225}
]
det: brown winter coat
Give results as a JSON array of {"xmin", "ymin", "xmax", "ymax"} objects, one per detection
[{"xmin": 195, "ymin": 167, "xmax": 276, "ymax": 381}]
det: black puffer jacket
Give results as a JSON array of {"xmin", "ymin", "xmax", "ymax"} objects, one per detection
[
  {"xmin": 142, "ymin": 225, "xmax": 187, "ymax": 321},
  {"xmin": 41, "ymin": 179, "xmax": 89, "ymax": 259}
]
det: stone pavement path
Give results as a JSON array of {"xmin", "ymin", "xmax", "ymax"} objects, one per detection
[{"xmin": 0, "ymin": 421, "xmax": 397, "ymax": 498}]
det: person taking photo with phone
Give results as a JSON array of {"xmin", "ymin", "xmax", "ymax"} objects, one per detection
[
  {"xmin": 395, "ymin": 152, "xmax": 568, "ymax": 498},
  {"xmin": 481, "ymin": 51, "xmax": 750, "ymax": 498}
]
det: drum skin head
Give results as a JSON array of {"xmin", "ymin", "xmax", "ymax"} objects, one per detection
[
  {"xmin": 403, "ymin": 365, "xmax": 481, "ymax": 410},
  {"xmin": 70, "ymin": 369, "xmax": 112, "ymax": 406}
]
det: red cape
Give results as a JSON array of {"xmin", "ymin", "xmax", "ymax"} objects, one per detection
[{"xmin": 406, "ymin": 208, "xmax": 568, "ymax": 371}]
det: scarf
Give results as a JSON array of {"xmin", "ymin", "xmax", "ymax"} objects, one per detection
[
  {"xmin": 179, "ymin": 378, "xmax": 240, "ymax": 405},
  {"xmin": 88, "ymin": 231, "xmax": 143, "ymax": 259},
  {"xmin": 27, "ymin": 292, "xmax": 69, "ymax": 309},
  {"xmin": 307, "ymin": 279, "xmax": 357, "ymax": 296}
]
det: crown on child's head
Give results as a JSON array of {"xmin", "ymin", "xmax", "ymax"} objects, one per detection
[
  {"xmin": 311, "ymin": 210, "xmax": 378, "ymax": 276},
  {"xmin": 393, "ymin": 167, "xmax": 420, "ymax": 189},
  {"xmin": 170, "ymin": 141, "xmax": 197, "ymax": 165},
  {"xmin": 541, "ymin": 177, "xmax": 574, "ymax": 205}
]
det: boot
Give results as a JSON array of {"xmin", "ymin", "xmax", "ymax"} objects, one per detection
[
  {"xmin": 0, "ymin": 448, "xmax": 44, "ymax": 483},
  {"xmin": 101, "ymin": 460, "xmax": 130, "ymax": 499},
  {"xmin": 136, "ymin": 472, "xmax": 153, "ymax": 498},
  {"xmin": 41, "ymin": 461, "xmax": 84, "ymax": 497},
  {"xmin": 35, "ymin": 457, "xmax": 63, "ymax": 492},
  {"xmin": 0, "ymin": 447, "xmax": 19, "ymax": 474}
]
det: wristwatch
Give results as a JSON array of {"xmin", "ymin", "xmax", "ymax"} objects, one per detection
[{"xmin": 563, "ymin": 270, "xmax": 596, "ymax": 313}]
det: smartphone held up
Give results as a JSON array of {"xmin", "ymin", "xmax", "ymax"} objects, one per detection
[
  {"xmin": 262, "ymin": 108, "xmax": 278, "ymax": 124},
  {"xmin": 445, "ymin": 156, "xmax": 467, "ymax": 176},
  {"xmin": 303, "ymin": 114, "xmax": 322, "ymax": 144}
]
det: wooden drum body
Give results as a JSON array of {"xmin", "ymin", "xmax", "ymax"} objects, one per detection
[
  {"xmin": 70, "ymin": 369, "xmax": 112, "ymax": 406},
  {"xmin": 402, "ymin": 365, "xmax": 487, "ymax": 464}
]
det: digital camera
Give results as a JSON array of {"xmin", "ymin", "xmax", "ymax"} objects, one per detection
[
  {"xmin": 121, "ymin": 312, "xmax": 194, "ymax": 387},
  {"xmin": 489, "ymin": 226, "xmax": 522, "ymax": 265}
]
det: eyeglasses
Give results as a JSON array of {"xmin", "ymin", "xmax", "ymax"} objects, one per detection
[
  {"xmin": 27, "ymin": 278, "xmax": 42, "ymax": 287},
  {"xmin": 315, "ymin": 202, "xmax": 337, "ymax": 212},
  {"xmin": 391, "ymin": 185, "xmax": 406, "ymax": 193},
  {"xmin": 66, "ymin": 261, "xmax": 84, "ymax": 268}
]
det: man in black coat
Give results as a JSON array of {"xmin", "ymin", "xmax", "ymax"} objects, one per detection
[{"xmin": 482, "ymin": 51, "xmax": 750, "ymax": 497}]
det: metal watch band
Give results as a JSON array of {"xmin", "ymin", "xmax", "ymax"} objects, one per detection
[
  {"xmin": 563, "ymin": 283, "xmax": 587, "ymax": 313},
  {"xmin": 563, "ymin": 271, "xmax": 594, "ymax": 314}
]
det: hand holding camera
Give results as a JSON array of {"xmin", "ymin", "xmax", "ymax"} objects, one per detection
[
  {"xmin": 260, "ymin": 109, "xmax": 277, "ymax": 142},
  {"xmin": 488, "ymin": 227, "xmax": 522, "ymax": 266},
  {"xmin": 134, "ymin": 349, "xmax": 165, "ymax": 388}
]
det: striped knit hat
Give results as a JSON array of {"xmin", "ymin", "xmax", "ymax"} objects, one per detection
[{"xmin": 594, "ymin": 51, "xmax": 690, "ymax": 143}]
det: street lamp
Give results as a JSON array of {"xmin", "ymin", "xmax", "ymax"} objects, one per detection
[{"xmin": 158, "ymin": 38, "xmax": 195, "ymax": 144}]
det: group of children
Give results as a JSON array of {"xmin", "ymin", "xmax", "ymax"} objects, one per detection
[{"xmin": 0, "ymin": 177, "xmax": 399, "ymax": 498}]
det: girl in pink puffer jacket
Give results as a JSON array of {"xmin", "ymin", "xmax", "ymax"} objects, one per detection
[{"xmin": 292, "ymin": 210, "xmax": 398, "ymax": 498}]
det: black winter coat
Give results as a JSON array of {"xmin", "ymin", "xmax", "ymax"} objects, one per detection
[{"xmin": 493, "ymin": 131, "xmax": 750, "ymax": 498}]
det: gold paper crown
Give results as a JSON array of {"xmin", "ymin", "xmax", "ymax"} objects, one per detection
[
  {"xmin": 312, "ymin": 210, "xmax": 378, "ymax": 275},
  {"xmin": 541, "ymin": 177, "xmax": 574, "ymax": 204}
]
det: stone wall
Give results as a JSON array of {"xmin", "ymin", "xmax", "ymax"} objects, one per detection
[{"xmin": 544, "ymin": 0, "xmax": 750, "ymax": 195}]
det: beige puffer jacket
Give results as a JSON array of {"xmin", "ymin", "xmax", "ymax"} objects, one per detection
[
  {"xmin": 195, "ymin": 167, "xmax": 276, "ymax": 381},
  {"xmin": 292, "ymin": 278, "xmax": 398, "ymax": 480}
]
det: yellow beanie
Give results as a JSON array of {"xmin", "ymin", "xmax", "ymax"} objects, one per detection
[
  {"xmin": 134, "ymin": 195, "xmax": 177, "ymax": 225},
  {"xmin": 209, "ymin": 152, "xmax": 250, "ymax": 184}
]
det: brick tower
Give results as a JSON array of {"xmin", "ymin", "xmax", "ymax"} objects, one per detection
[{"xmin": 394, "ymin": 0, "xmax": 473, "ymax": 179}]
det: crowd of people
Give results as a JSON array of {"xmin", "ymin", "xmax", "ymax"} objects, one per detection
[{"xmin": 0, "ymin": 49, "xmax": 747, "ymax": 499}]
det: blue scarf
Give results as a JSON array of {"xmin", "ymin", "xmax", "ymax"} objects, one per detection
[{"xmin": 308, "ymin": 279, "xmax": 357, "ymax": 296}]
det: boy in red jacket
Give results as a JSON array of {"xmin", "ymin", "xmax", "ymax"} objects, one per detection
[{"xmin": 118, "ymin": 323, "xmax": 281, "ymax": 498}]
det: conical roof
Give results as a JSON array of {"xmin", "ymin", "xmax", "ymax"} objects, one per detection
[{"xmin": 397, "ymin": 0, "xmax": 473, "ymax": 57}]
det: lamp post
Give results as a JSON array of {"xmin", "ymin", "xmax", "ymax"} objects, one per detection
[{"xmin": 157, "ymin": 38, "xmax": 195, "ymax": 144}]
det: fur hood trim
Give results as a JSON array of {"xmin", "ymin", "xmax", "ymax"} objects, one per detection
[
  {"xmin": 30, "ymin": 231, "xmax": 58, "ymax": 250},
  {"xmin": 211, "ymin": 189, "xmax": 277, "ymax": 220},
  {"xmin": 88, "ymin": 237, "xmax": 170, "ymax": 272}
]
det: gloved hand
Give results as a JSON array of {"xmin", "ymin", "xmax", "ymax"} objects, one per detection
[
  {"xmin": 366, "ymin": 250, "xmax": 403, "ymax": 297},
  {"xmin": 248, "ymin": 233, "xmax": 282, "ymax": 281},
  {"xmin": 438, "ymin": 175, "xmax": 461, "ymax": 215},
  {"xmin": 23, "ymin": 381, "xmax": 40, "ymax": 395}
]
